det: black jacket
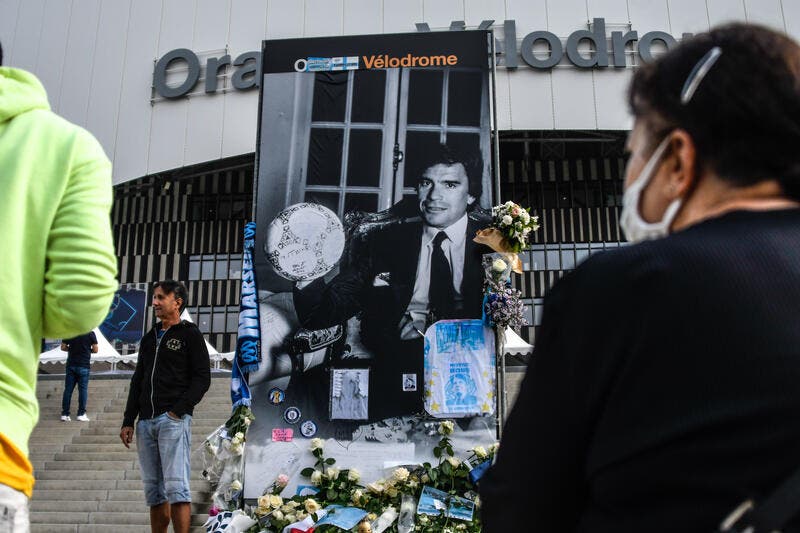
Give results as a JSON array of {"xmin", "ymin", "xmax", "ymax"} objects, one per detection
[
  {"xmin": 294, "ymin": 218, "xmax": 492, "ymax": 349},
  {"xmin": 480, "ymin": 209, "xmax": 800, "ymax": 532},
  {"xmin": 122, "ymin": 320, "xmax": 210, "ymax": 427}
]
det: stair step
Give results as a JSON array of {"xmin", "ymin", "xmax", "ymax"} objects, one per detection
[
  {"xmin": 105, "ymin": 489, "xmax": 207, "ymax": 502},
  {"xmin": 35, "ymin": 469, "xmax": 125, "ymax": 481},
  {"xmin": 35, "ymin": 479, "xmax": 117, "ymax": 490},
  {"xmin": 30, "ymin": 512, "xmax": 91, "ymax": 525}
]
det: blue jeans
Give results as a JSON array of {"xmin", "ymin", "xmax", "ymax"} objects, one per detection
[
  {"xmin": 61, "ymin": 365, "xmax": 90, "ymax": 416},
  {"xmin": 136, "ymin": 412, "xmax": 192, "ymax": 506}
]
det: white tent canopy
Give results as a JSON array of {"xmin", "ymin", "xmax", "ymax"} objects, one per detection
[
  {"xmin": 39, "ymin": 309, "xmax": 233, "ymax": 369},
  {"xmin": 39, "ymin": 327, "xmax": 130, "ymax": 364}
]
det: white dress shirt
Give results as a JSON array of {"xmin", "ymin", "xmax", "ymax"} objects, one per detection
[{"xmin": 403, "ymin": 214, "xmax": 468, "ymax": 335}]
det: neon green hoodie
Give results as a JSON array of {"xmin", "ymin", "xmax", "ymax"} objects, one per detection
[{"xmin": 0, "ymin": 67, "xmax": 117, "ymax": 464}]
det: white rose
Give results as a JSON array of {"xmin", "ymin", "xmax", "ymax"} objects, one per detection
[
  {"xmin": 284, "ymin": 514, "xmax": 296, "ymax": 523},
  {"xmin": 392, "ymin": 467, "xmax": 409, "ymax": 483},
  {"xmin": 303, "ymin": 498, "xmax": 321, "ymax": 513},
  {"xmin": 326, "ymin": 466, "xmax": 340, "ymax": 480},
  {"xmin": 234, "ymin": 432, "xmax": 244, "ymax": 440},
  {"xmin": 230, "ymin": 443, "xmax": 243, "ymax": 455},
  {"xmin": 501, "ymin": 215, "xmax": 513, "ymax": 226},
  {"xmin": 491, "ymin": 259, "xmax": 507, "ymax": 273},
  {"xmin": 347, "ymin": 468, "xmax": 361, "ymax": 482},
  {"xmin": 367, "ymin": 481, "xmax": 384, "ymax": 494},
  {"xmin": 243, "ymin": 417, "xmax": 252, "ymax": 426},
  {"xmin": 446, "ymin": 456, "xmax": 460, "ymax": 468},
  {"xmin": 351, "ymin": 489, "xmax": 363, "ymax": 503},
  {"xmin": 257, "ymin": 495, "xmax": 270, "ymax": 509},
  {"xmin": 272, "ymin": 510, "xmax": 284, "ymax": 521},
  {"xmin": 230, "ymin": 479, "xmax": 242, "ymax": 491},
  {"xmin": 310, "ymin": 470, "xmax": 323, "ymax": 485},
  {"xmin": 309, "ymin": 438, "xmax": 324, "ymax": 451},
  {"xmin": 438, "ymin": 420, "xmax": 454, "ymax": 436},
  {"xmin": 231, "ymin": 436, "xmax": 242, "ymax": 446},
  {"xmin": 488, "ymin": 443, "xmax": 499, "ymax": 454},
  {"xmin": 269, "ymin": 495, "xmax": 283, "ymax": 509},
  {"xmin": 473, "ymin": 446, "xmax": 488, "ymax": 459},
  {"xmin": 386, "ymin": 486, "xmax": 399, "ymax": 498},
  {"xmin": 521, "ymin": 211, "xmax": 530, "ymax": 223}
]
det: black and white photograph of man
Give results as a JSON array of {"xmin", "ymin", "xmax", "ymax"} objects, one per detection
[{"xmin": 243, "ymin": 31, "xmax": 497, "ymax": 499}]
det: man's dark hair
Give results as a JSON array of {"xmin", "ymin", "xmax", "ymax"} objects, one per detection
[
  {"xmin": 628, "ymin": 22, "xmax": 800, "ymax": 201},
  {"xmin": 414, "ymin": 142, "xmax": 484, "ymax": 206},
  {"xmin": 153, "ymin": 280, "xmax": 188, "ymax": 313}
]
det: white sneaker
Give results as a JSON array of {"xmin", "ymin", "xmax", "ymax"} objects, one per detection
[
  {"xmin": 60, "ymin": 415, "xmax": 70, "ymax": 421},
  {"xmin": 76, "ymin": 414, "xmax": 90, "ymax": 422}
]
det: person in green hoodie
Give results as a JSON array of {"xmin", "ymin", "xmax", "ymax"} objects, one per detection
[{"xmin": 0, "ymin": 42, "xmax": 118, "ymax": 530}]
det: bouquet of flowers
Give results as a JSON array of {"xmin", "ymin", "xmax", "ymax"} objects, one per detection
[
  {"xmin": 474, "ymin": 201, "xmax": 539, "ymax": 273},
  {"xmin": 490, "ymin": 201, "xmax": 538, "ymax": 253},
  {"xmin": 482, "ymin": 255, "xmax": 526, "ymax": 331}
]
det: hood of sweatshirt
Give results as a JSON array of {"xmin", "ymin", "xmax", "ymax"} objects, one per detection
[{"xmin": 0, "ymin": 67, "xmax": 49, "ymax": 124}]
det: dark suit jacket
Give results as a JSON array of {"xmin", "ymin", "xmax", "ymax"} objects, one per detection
[{"xmin": 294, "ymin": 217, "xmax": 491, "ymax": 351}]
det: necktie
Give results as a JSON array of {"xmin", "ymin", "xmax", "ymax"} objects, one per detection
[{"xmin": 429, "ymin": 231, "xmax": 455, "ymax": 321}]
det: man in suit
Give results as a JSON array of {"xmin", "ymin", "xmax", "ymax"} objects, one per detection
[{"xmin": 294, "ymin": 143, "xmax": 491, "ymax": 421}]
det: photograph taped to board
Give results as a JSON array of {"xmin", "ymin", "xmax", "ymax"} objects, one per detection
[{"xmin": 330, "ymin": 368, "xmax": 369, "ymax": 420}]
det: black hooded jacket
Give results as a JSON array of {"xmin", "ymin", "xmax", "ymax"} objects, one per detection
[{"xmin": 122, "ymin": 320, "xmax": 210, "ymax": 427}]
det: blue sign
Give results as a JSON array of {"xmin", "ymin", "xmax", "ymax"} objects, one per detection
[{"xmin": 99, "ymin": 285, "xmax": 147, "ymax": 345}]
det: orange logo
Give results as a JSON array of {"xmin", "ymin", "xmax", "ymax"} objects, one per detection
[{"xmin": 362, "ymin": 53, "xmax": 458, "ymax": 69}]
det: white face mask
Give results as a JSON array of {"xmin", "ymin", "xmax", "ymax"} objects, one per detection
[{"xmin": 619, "ymin": 136, "xmax": 683, "ymax": 243}]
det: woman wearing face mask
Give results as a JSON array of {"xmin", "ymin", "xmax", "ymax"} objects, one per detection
[{"xmin": 480, "ymin": 23, "xmax": 800, "ymax": 533}]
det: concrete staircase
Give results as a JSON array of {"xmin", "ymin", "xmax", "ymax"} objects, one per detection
[{"xmin": 29, "ymin": 375, "xmax": 233, "ymax": 532}]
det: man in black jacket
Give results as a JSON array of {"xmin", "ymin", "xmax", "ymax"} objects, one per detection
[
  {"xmin": 120, "ymin": 280, "xmax": 210, "ymax": 533},
  {"xmin": 294, "ymin": 143, "xmax": 491, "ymax": 421}
]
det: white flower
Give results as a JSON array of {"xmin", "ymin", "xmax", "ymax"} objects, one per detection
[
  {"xmin": 501, "ymin": 215, "xmax": 513, "ymax": 226},
  {"xmin": 272, "ymin": 510, "xmax": 284, "ymax": 521},
  {"xmin": 473, "ymin": 446, "xmax": 488, "ymax": 459},
  {"xmin": 243, "ymin": 417, "xmax": 252, "ymax": 426},
  {"xmin": 235, "ymin": 432, "xmax": 244, "ymax": 440},
  {"xmin": 521, "ymin": 210, "xmax": 530, "ymax": 223},
  {"xmin": 351, "ymin": 489, "xmax": 363, "ymax": 503},
  {"xmin": 269, "ymin": 495, "xmax": 283, "ymax": 509},
  {"xmin": 505, "ymin": 201, "xmax": 514, "ymax": 207},
  {"xmin": 284, "ymin": 513, "xmax": 296, "ymax": 523},
  {"xmin": 392, "ymin": 467, "xmax": 409, "ymax": 483},
  {"xmin": 310, "ymin": 470, "xmax": 323, "ymax": 485},
  {"xmin": 303, "ymin": 498, "xmax": 321, "ymax": 513},
  {"xmin": 296, "ymin": 511, "xmax": 308, "ymax": 520},
  {"xmin": 230, "ymin": 442, "xmax": 243, "ymax": 455},
  {"xmin": 438, "ymin": 420, "xmax": 454, "ymax": 436},
  {"xmin": 231, "ymin": 435, "xmax": 242, "ymax": 446},
  {"xmin": 419, "ymin": 515, "xmax": 429, "ymax": 524},
  {"xmin": 488, "ymin": 442, "xmax": 499, "ymax": 454},
  {"xmin": 446, "ymin": 456, "xmax": 461, "ymax": 468},
  {"xmin": 367, "ymin": 481, "xmax": 384, "ymax": 494},
  {"xmin": 491, "ymin": 258, "xmax": 507, "ymax": 273},
  {"xmin": 230, "ymin": 479, "xmax": 242, "ymax": 491},
  {"xmin": 309, "ymin": 437, "xmax": 324, "ymax": 451},
  {"xmin": 347, "ymin": 468, "xmax": 361, "ymax": 482},
  {"xmin": 326, "ymin": 466, "xmax": 340, "ymax": 480},
  {"xmin": 257, "ymin": 495, "xmax": 269, "ymax": 508},
  {"xmin": 386, "ymin": 486, "xmax": 399, "ymax": 498}
]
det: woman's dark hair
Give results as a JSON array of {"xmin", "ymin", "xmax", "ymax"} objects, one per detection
[
  {"xmin": 153, "ymin": 280, "xmax": 189, "ymax": 312},
  {"xmin": 628, "ymin": 23, "xmax": 800, "ymax": 200}
]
